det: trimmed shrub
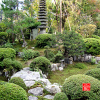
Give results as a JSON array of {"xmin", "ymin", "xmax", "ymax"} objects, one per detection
[
  {"xmin": 0, "ymin": 82, "xmax": 28, "ymax": 100},
  {"xmin": 84, "ymin": 38, "xmax": 100, "ymax": 55},
  {"xmin": 62, "ymin": 74, "xmax": 100, "ymax": 100},
  {"xmin": 0, "ymin": 48, "xmax": 16, "ymax": 61},
  {"xmin": 54, "ymin": 92, "xmax": 68, "ymax": 100},
  {"xmin": 30, "ymin": 56, "xmax": 51, "ymax": 74},
  {"xmin": 0, "ymin": 32, "xmax": 8, "ymax": 38},
  {"xmin": 21, "ymin": 49, "xmax": 40, "ymax": 61},
  {"xmin": 92, "ymin": 35, "xmax": 100, "ymax": 39},
  {"xmin": 35, "ymin": 34, "xmax": 56, "ymax": 48},
  {"xmin": 2, "ymin": 58, "xmax": 23, "ymax": 71},
  {"xmin": 74, "ymin": 63, "xmax": 86, "ymax": 69},
  {"xmin": 9, "ymin": 77, "xmax": 27, "ymax": 90},
  {"xmin": 91, "ymin": 57, "xmax": 96, "ymax": 65},
  {"xmin": 85, "ymin": 68, "xmax": 100, "ymax": 80},
  {"xmin": 97, "ymin": 64, "xmax": 100, "ymax": 68}
]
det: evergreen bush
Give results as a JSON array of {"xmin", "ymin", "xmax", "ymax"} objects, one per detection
[
  {"xmin": 54, "ymin": 92, "xmax": 68, "ymax": 100},
  {"xmin": 85, "ymin": 68, "xmax": 100, "ymax": 80},
  {"xmin": 9, "ymin": 77, "xmax": 27, "ymax": 90},
  {"xmin": 35, "ymin": 34, "xmax": 56, "ymax": 48},
  {"xmin": 91, "ymin": 57, "xmax": 96, "ymax": 65},
  {"xmin": 62, "ymin": 74, "xmax": 100, "ymax": 100},
  {"xmin": 84, "ymin": 38, "xmax": 100, "ymax": 55},
  {"xmin": 0, "ymin": 48, "xmax": 16, "ymax": 62},
  {"xmin": 97, "ymin": 64, "xmax": 100, "ymax": 68},
  {"xmin": 30, "ymin": 56, "xmax": 51, "ymax": 74},
  {"xmin": 74, "ymin": 63, "xmax": 86, "ymax": 69},
  {"xmin": 33, "ymin": 51, "xmax": 40, "ymax": 57},
  {"xmin": 0, "ymin": 82, "xmax": 28, "ymax": 100}
]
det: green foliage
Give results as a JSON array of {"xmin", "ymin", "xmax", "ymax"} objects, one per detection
[
  {"xmin": 9, "ymin": 77, "xmax": 27, "ymax": 90},
  {"xmin": 30, "ymin": 56, "xmax": 51, "ymax": 74},
  {"xmin": 44, "ymin": 49, "xmax": 54, "ymax": 61},
  {"xmin": 0, "ymin": 22, "xmax": 7, "ymax": 32},
  {"xmin": 58, "ymin": 31, "xmax": 86, "ymax": 57},
  {"xmin": 0, "ymin": 48, "xmax": 16, "ymax": 62},
  {"xmin": 21, "ymin": 49, "xmax": 40, "ymax": 61},
  {"xmin": 0, "ymin": 82, "xmax": 28, "ymax": 100},
  {"xmin": 84, "ymin": 38, "xmax": 100, "ymax": 55},
  {"xmin": 0, "ymin": 32, "xmax": 8, "ymax": 38},
  {"xmin": 85, "ymin": 68, "xmax": 100, "ymax": 80},
  {"xmin": 2, "ymin": 58, "xmax": 23, "ymax": 71},
  {"xmin": 35, "ymin": 34, "xmax": 56, "ymax": 48},
  {"xmin": 91, "ymin": 35, "xmax": 100, "ymax": 39},
  {"xmin": 62, "ymin": 74, "xmax": 100, "ymax": 100},
  {"xmin": 74, "ymin": 63, "xmax": 87, "ymax": 69},
  {"xmin": 97, "ymin": 64, "xmax": 100, "ymax": 68},
  {"xmin": 54, "ymin": 92, "xmax": 68, "ymax": 100},
  {"xmin": 91, "ymin": 57, "xmax": 96, "ymax": 65}
]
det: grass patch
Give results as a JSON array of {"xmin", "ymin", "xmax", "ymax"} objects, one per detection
[{"xmin": 49, "ymin": 62, "xmax": 97, "ymax": 85}]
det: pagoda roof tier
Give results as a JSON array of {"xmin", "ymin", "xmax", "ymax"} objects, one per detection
[
  {"xmin": 39, "ymin": 4, "xmax": 46, "ymax": 6},
  {"xmin": 41, "ymin": 22, "xmax": 47, "ymax": 25},
  {"xmin": 38, "ymin": 11, "xmax": 47, "ymax": 13},
  {"xmin": 38, "ymin": 13, "xmax": 47, "ymax": 16},
  {"xmin": 39, "ymin": 6, "xmax": 46, "ymax": 8},
  {"xmin": 38, "ymin": 26, "xmax": 48, "ymax": 28},
  {"xmin": 38, "ymin": 19, "xmax": 48, "ymax": 21},
  {"xmin": 38, "ymin": 16, "xmax": 48, "ymax": 19}
]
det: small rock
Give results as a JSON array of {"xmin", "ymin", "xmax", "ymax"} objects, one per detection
[
  {"xmin": 44, "ymin": 95, "xmax": 54, "ymax": 100},
  {"xmin": 24, "ymin": 81, "xmax": 35, "ymax": 87},
  {"xmin": 51, "ymin": 64, "xmax": 58, "ymax": 71},
  {"xmin": 31, "ymin": 47, "xmax": 35, "ymax": 49},
  {"xmin": 59, "ymin": 67, "xmax": 63, "ymax": 71},
  {"xmin": 45, "ymin": 84, "xmax": 61, "ymax": 94},
  {"xmin": 28, "ymin": 96, "xmax": 38, "ymax": 100},
  {"xmin": 28, "ymin": 87, "xmax": 43, "ymax": 96}
]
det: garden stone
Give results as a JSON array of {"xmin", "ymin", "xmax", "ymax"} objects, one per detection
[
  {"xmin": 37, "ymin": 79, "xmax": 51, "ymax": 86},
  {"xmin": 51, "ymin": 64, "xmax": 58, "ymax": 71},
  {"xmin": 95, "ymin": 57, "xmax": 100, "ymax": 62},
  {"xmin": 44, "ymin": 84, "xmax": 61, "ymax": 94},
  {"xmin": 44, "ymin": 95, "xmax": 54, "ymax": 100},
  {"xmin": 28, "ymin": 87, "xmax": 43, "ymax": 96},
  {"xmin": 23, "ymin": 67, "xmax": 30, "ymax": 71},
  {"xmin": 59, "ymin": 67, "xmax": 63, "ymax": 71},
  {"xmin": 24, "ymin": 81, "xmax": 35, "ymax": 87},
  {"xmin": 28, "ymin": 96, "xmax": 38, "ymax": 100},
  {"xmin": 31, "ymin": 47, "xmax": 35, "ymax": 49},
  {"xmin": 11, "ymin": 70, "xmax": 40, "ymax": 81},
  {"xmin": 18, "ymin": 52, "xmax": 23, "ymax": 57}
]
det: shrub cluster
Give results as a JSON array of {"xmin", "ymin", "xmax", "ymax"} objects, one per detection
[
  {"xmin": 2, "ymin": 58, "xmax": 23, "ymax": 71},
  {"xmin": 54, "ymin": 92, "xmax": 68, "ymax": 100},
  {"xmin": 97, "ymin": 64, "xmax": 100, "ymax": 68},
  {"xmin": 84, "ymin": 38, "xmax": 100, "ymax": 55},
  {"xmin": 74, "ymin": 63, "xmax": 86, "ymax": 69},
  {"xmin": 62, "ymin": 74, "xmax": 100, "ymax": 100},
  {"xmin": 0, "ymin": 82, "xmax": 28, "ymax": 100},
  {"xmin": 9, "ymin": 77, "xmax": 27, "ymax": 90},
  {"xmin": 0, "ymin": 48, "xmax": 16, "ymax": 61},
  {"xmin": 91, "ymin": 57, "xmax": 96, "ymax": 65},
  {"xmin": 21, "ymin": 49, "xmax": 40, "ymax": 61},
  {"xmin": 91, "ymin": 35, "xmax": 100, "ymax": 39},
  {"xmin": 85, "ymin": 68, "xmax": 100, "ymax": 80},
  {"xmin": 30, "ymin": 56, "xmax": 51, "ymax": 74},
  {"xmin": 35, "ymin": 34, "xmax": 56, "ymax": 48}
]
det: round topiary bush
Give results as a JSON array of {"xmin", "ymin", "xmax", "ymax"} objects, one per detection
[
  {"xmin": 9, "ymin": 77, "xmax": 27, "ymax": 90},
  {"xmin": 35, "ymin": 34, "xmax": 56, "ymax": 48},
  {"xmin": 62, "ymin": 74, "xmax": 100, "ymax": 100},
  {"xmin": 54, "ymin": 92, "xmax": 68, "ymax": 100},
  {"xmin": 85, "ymin": 68, "xmax": 100, "ymax": 80},
  {"xmin": 74, "ymin": 63, "xmax": 86, "ymax": 69},
  {"xmin": 84, "ymin": 38, "xmax": 100, "ymax": 55},
  {"xmin": 0, "ymin": 82, "xmax": 28, "ymax": 100},
  {"xmin": 30, "ymin": 56, "xmax": 51, "ymax": 74}
]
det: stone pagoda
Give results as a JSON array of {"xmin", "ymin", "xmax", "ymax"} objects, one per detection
[{"xmin": 38, "ymin": 0, "xmax": 48, "ymax": 34}]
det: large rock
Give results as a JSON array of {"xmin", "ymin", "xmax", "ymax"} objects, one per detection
[
  {"xmin": 51, "ymin": 64, "xmax": 58, "ymax": 71},
  {"xmin": 59, "ymin": 67, "xmax": 63, "ymax": 71},
  {"xmin": 11, "ymin": 70, "xmax": 40, "ymax": 81},
  {"xmin": 44, "ymin": 95, "xmax": 54, "ymax": 100},
  {"xmin": 44, "ymin": 84, "xmax": 61, "ymax": 94},
  {"xmin": 28, "ymin": 96, "xmax": 38, "ymax": 100},
  {"xmin": 96, "ymin": 57, "xmax": 100, "ymax": 63},
  {"xmin": 24, "ymin": 81, "xmax": 35, "ymax": 87},
  {"xmin": 28, "ymin": 87, "xmax": 43, "ymax": 96}
]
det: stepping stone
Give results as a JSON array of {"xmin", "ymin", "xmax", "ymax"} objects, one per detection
[
  {"xmin": 44, "ymin": 95, "xmax": 54, "ymax": 100},
  {"xmin": 28, "ymin": 87, "xmax": 43, "ymax": 96},
  {"xmin": 24, "ymin": 81, "xmax": 35, "ymax": 87},
  {"xmin": 28, "ymin": 96, "xmax": 38, "ymax": 100}
]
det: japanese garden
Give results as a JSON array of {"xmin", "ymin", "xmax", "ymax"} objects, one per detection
[{"xmin": 0, "ymin": 0, "xmax": 100, "ymax": 100}]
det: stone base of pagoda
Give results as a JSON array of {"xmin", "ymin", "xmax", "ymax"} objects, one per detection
[{"xmin": 38, "ymin": 28, "xmax": 46, "ymax": 34}]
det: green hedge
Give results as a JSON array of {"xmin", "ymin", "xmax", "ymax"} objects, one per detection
[
  {"xmin": 30, "ymin": 56, "xmax": 51, "ymax": 74},
  {"xmin": 0, "ymin": 32, "xmax": 8, "ymax": 38},
  {"xmin": 62, "ymin": 74, "xmax": 100, "ymax": 100},
  {"xmin": 9, "ymin": 77, "xmax": 27, "ymax": 90},
  {"xmin": 91, "ymin": 35, "xmax": 100, "ymax": 39},
  {"xmin": 0, "ymin": 48, "xmax": 16, "ymax": 62},
  {"xmin": 84, "ymin": 38, "xmax": 100, "ymax": 55},
  {"xmin": 21, "ymin": 49, "xmax": 40, "ymax": 61},
  {"xmin": 74, "ymin": 63, "xmax": 87, "ymax": 69},
  {"xmin": 85, "ymin": 68, "xmax": 100, "ymax": 80},
  {"xmin": 35, "ymin": 34, "xmax": 56, "ymax": 48},
  {"xmin": 0, "ymin": 82, "xmax": 28, "ymax": 100},
  {"xmin": 54, "ymin": 92, "xmax": 68, "ymax": 100}
]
